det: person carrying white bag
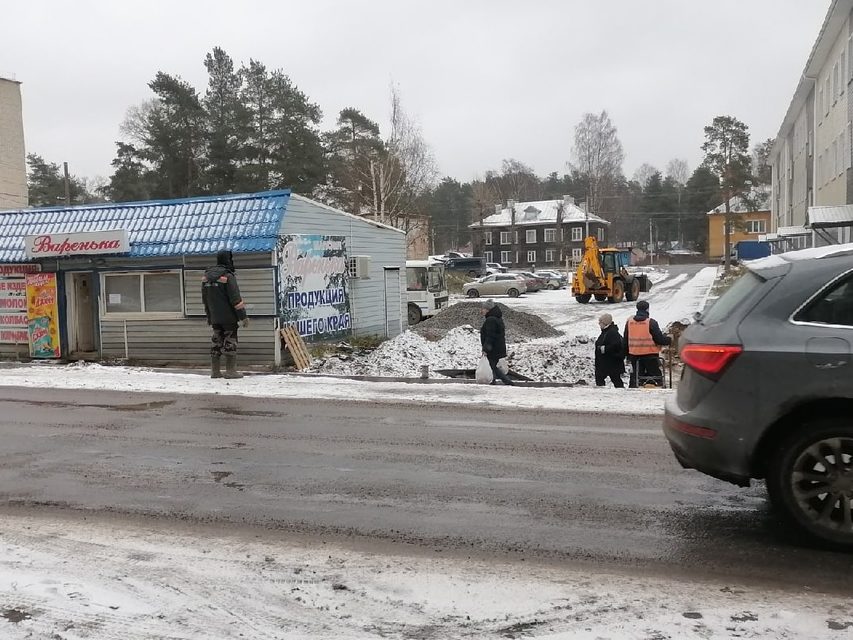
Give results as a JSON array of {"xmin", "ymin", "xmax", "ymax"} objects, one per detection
[{"xmin": 478, "ymin": 300, "xmax": 514, "ymax": 385}]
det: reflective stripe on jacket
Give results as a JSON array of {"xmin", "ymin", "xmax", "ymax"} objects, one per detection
[{"xmin": 627, "ymin": 318, "xmax": 659, "ymax": 356}]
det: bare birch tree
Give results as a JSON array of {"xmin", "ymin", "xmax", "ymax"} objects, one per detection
[
  {"xmin": 365, "ymin": 85, "xmax": 438, "ymax": 249},
  {"xmin": 570, "ymin": 111, "xmax": 624, "ymax": 215},
  {"xmin": 632, "ymin": 163, "xmax": 659, "ymax": 189}
]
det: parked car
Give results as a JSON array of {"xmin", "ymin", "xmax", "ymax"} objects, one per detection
[
  {"xmin": 663, "ymin": 244, "xmax": 853, "ymax": 548},
  {"xmin": 486, "ymin": 262, "xmax": 508, "ymax": 274},
  {"xmin": 534, "ymin": 270, "xmax": 567, "ymax": 289},
  {"xmin": 444, "ymin": 256, "xmax": 487, "ymax": 277},
  {"xmin": 515, "ymin": 272, "xmax": 546, "ymax": 292},
  {"xmin": 463, "ymin": 274, "xmax": 527, "ymax": 298}
]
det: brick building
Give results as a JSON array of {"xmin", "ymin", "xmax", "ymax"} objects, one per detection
[{"xmin": 469, "ymin": 196, "xmax": 610, "ymax": 270}]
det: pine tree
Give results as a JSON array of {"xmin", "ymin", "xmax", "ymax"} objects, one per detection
[{"xmin": 203, "ymin": 47, "xmax": 246, "ymax": 195}]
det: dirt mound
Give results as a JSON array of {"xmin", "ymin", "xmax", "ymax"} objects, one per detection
[{"xmin": 413, "ymin": 301, "xmax": 561, "ymax": 343}]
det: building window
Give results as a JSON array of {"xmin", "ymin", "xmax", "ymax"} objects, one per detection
[
  {"xmin": 819, "ymin": 86, "xmax": 825, "ymax": 122},
  {"xmin": 745, "ymin": 220, "xmax": 766, "ymax": 234},
  {"xmin": 514, "ymin": 231, "xmax": 519, "ymax": 245},
  {"xmin": 102, "ymin": 271, "xmax": 183, "ymax": 317},
  {"xmin": 833, "ymin": 62, "xmax": 839, "ymax": 101},
  {"xmin": 825, "ymin": 77, "xmax": 831, "ymax": 115},
  {"xmin": 544, "ymin": 228, "xmax": 556, "ymax": 243},
  {"xmin": 499, "ymin": 231, "xmax": 511, "ymax": 245},
  {"xmin": 527, "ymin": 250, "xmax": 536, "ymax": 263},
  {"xmin": 597, "ymin": 227, "xmax": 604, "ymax": 241},
  {"xmin": 484, "ymin": 231, "xmax": 493, "ymax": 246},
  {"xmin": 500, "ymin": 250, "xmax": 511, "ymax": 264},
  {"xmin": 484, "ymin": 251, "xmax": 493, "ymax": 263},
  {"xmin": 545, "ymin": 249, "xmax": 556, "ymax": 262},
  {"xmin": 526, "ymin": 229, "xmax": 537, "ymax": 243},
  {"xmin": 833, "ymin": 140, "xmax": 838, "ymax": 177},
  {"xmin": 571, "ymin": 226, "xmax": 583, "ymax": 242},
  {"xmin": 571, "ymin": 248, "xmax": 583, "ymax": 261}
]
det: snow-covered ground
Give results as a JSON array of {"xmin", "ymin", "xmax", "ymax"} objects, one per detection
[
  {"xmin": 0, "ymin": 362, "xmax": 670, "ymax": 415},
  {"xmin": 0, "ymin": 511, "xmax": 848, "ymax": 640},
  {"xmin": 315, "ymin": 266, "xmax": 716, "ymax": 383}
]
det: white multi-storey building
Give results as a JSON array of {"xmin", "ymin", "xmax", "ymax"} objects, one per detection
[{"xmin": 0, "ymin": 75, "xmax": 26, "ymax": 209}]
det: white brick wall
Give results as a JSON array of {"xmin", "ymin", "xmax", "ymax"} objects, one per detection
[{"xmin": 0, "ymin": 77, "xmax": 27, "ymax": 208}]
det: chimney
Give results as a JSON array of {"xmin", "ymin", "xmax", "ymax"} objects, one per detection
[
  {"xmin": 507, "ymin": 199, "xmax": 516, "ymax": 210},
  {"xmin": 494, "ymin": 203, "xmax": 502, "ymax": 215},
  {"xmin": 579, "ymin": 201, "xmax": 588, "ymax": 213},
  {"xmin": 562, "ymin": 195, "xmax": 575, "ymax": 208}
]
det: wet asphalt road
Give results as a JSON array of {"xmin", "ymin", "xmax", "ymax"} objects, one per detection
[{"xmin": 0, "ymin": 387, "xmax": 850, "ymax": 593}]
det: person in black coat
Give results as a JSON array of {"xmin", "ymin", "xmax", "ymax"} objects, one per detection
[
  {"xmin": 480, "ymin": 299, "xmax": 514, "ymax": 385},
  {"xmin": 594, "ymin": 313, "xmax": 625, "ymax": 388},
  {"xmin": 202, "ymin": 249, "xmax": 249, "ymax": 379}
]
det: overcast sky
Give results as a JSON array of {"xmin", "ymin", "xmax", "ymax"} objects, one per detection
[{"xmin": 1, "ymin": 1, "xmax": 830, "ymax": 187}]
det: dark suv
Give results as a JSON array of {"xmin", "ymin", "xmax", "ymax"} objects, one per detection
[{"xmin": 664, "ymin": 246, "xmax": 853, "ymax": 547}]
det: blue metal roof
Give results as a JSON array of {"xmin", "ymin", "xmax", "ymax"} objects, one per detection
[{"xmin": 0, "ymin": 190, "xmax": 291, "ymax": 262}]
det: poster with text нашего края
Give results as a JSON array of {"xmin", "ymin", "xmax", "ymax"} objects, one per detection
[{"xmin": 277, "ymin": 235, "xmax": 351, "ymax": 341}]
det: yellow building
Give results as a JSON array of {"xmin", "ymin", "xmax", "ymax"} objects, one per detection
[{"xmin": 706, "ymin": 190, "xmax": 771, "ymax": 260}]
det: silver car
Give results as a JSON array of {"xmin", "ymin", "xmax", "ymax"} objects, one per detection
[
  {"xmin": 463, "ymin": 274, "xmax": 527, "ymax": 298},
  {"xmin": 664, "ymin": 245, "xmax": 853, "ymax": 548}
]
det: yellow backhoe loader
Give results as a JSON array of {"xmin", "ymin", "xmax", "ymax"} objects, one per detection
[{"xmin": 571, "ymin": 236, "xmax": 650, "ymax": 303}]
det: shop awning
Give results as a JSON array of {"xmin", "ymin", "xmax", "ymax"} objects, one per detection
[
  {"xmin": 0, "ymin": 190, "xmax": 291, "ymax": 263},
  {"xmin": 808, "ymin": 205, "xmax": 853, "ymax": 228},
  {"xmin": 778, "ymin": 225, "xmax": 810, "ymax": 237}
]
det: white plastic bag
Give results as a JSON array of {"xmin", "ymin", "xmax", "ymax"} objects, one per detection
[
  {"xmin": 496, "ymin": 358, "xmax": 509, "ymax": 375},
  {"xmin": 475, "ymin": 355, "xmax": 494, "ymax": 384}
]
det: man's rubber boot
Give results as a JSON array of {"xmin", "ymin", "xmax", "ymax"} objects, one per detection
[
  {"xmin": 223, "ymin": 355, "xmax": 243, "ymax": 379},
  {"xmin": 211, "ymin": 356, "xmax": 223, "ymax": 379}
]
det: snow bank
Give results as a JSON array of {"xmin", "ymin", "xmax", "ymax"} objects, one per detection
[{"xmin": 0, "ymin": 362, "xmax": 670, "ymax": 415}]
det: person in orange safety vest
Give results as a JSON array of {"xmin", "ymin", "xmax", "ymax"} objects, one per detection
[{"xmin": 623, "ymin": 300, "xmax": 671, "ymax": 388}]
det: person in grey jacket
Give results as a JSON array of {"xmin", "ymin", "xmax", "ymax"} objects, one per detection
[{"xmin": 202, "ymin": 249, "xmax": 249, "ymax": 379}]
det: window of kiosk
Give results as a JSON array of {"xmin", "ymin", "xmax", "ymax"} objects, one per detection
[{"xmin": 102, "ymin": 271, "xmax": 184, "ymax": 318}]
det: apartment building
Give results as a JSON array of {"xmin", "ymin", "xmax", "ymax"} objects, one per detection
[
  {"xmin": 0, "ymin": 75, "xmax": 27, "ymax": 208},
  {"xmin": 771, "ymin": 0, "xmax": 853, "ymax": 244},
  {"xmin": 469, "ymin": 196, "xmax": 610, "ymax": 270}
]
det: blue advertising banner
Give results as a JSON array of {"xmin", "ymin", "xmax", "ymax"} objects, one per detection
[{"xmin": 277, "ymin": 235, "xmax": 352, "ymax": 341}]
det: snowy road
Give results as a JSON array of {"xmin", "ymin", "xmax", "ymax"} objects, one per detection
[{"xmin": 0, "ymin": 388, "xmax": 851, "ymax": 638}]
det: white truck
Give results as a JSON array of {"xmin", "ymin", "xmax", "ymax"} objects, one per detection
[{"xmin": 406, "ymin": 260, "xmax": 449, "ymax": 325}]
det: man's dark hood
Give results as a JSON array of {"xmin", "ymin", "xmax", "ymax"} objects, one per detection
[
  {"xmin": 217, "ymin": 250, "xmax": 235, "ymax": 272},
  {"xmin": 485, "ymin": 305, "xmax": 503, "ymax": 319},
  {"xmin": 634, "ymin": 309, "xmax": 650, "ymax": 321}
]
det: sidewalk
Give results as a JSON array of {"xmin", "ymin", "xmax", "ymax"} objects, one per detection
[{"xmin": 0, "ymin": 361, "xmax": 671, "ymax": 416}]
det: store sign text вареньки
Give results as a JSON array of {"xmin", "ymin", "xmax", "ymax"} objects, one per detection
[{"xmin": 24, "ymin": 230, "xmax": 130, "ymax": 259}]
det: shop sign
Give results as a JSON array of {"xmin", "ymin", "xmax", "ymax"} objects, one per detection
[
  {"xmin": 277, "ymin": 235, "xmax": 351, "ymax": 341},
  {"xmin": 25, "ymin": 272, "xmax": 61, "ymax": 358},
  {"xmin": 0, "ymin": 264, "xmax": 40, "ymax": 345},
  {"xmin": 24, "ymin": 229, "xmax": 130, "ymax": 259}
]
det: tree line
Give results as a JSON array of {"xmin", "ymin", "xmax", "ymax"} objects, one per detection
[{"xmin": 24, "ymin": 47, "xmax": 772, "ymax": 257}]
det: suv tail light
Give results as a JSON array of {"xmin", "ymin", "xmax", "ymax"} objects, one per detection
[{"xmin": 681, "ymin": 344, "xmax": 743, "ymax": 379}]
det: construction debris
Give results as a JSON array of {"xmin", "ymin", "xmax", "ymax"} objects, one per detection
[{"xmin": 412, "ymin": 301, "xmax": 561, "ymax": 343}]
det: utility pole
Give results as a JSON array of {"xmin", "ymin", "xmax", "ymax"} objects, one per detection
[
  {"xmin": 63, "ymin": 162, "xmax": 71, "ymax": 206},
  {"xmin": 649, "ymin": 218, "xmax": 654, "ymax": 265}
]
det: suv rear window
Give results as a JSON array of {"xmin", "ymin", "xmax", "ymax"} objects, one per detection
[{"xmin": 701, "ymin": 271, "xmax": 764, "ymax": 325}]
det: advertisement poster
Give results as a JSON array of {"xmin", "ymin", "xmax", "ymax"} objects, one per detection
[
  {"xmin": 0, "ymin": 264, "xmax": 40, "ymax": 345},
  {"xmin": 277, "ymin": 235, "xmax": 351, "ymax": 341},
  {"xmin": 25, "ymin": 273, "xmax": 61, "ymax": 359}
]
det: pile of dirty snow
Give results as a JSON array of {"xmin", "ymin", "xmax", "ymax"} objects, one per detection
[
  {"xmin": 413, "ymin": 301, "xmax": 560, "ymax": 343},
  {"xmin": 314, "ymin": 326, "xmax": 482, "ymax": 377},
  {"xmin": 315, "ymin": 326, "xmax": 599, "ymax": 384}
]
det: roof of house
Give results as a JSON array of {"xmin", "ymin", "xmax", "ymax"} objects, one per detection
[
  {"xmin": 808, "ymin": 204, "xmax": 853, "ymax": 228},
  {"xmin": 469, "ymin": 199, "xmax": 610, "ymax": 228},
  {"xmin": 706, "ymin": 187, "xmax": 771, "ymax": 215},
  {"xmin": 0, "ymin": 190, "xmax": 291, "ymax": 263}
]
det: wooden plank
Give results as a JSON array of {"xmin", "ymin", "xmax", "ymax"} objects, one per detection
[{"xmin": 279, "ymin": 325, "xmax": 312, "ymax": 371}]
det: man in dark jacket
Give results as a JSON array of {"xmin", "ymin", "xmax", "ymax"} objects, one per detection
[
  {"xmin": 480, "ymin": 299, "xmax": 514, "ymax": 385},
  {"xmin": 623, "ymin": 300, "xmax": 671, "ymax": 387},
  {"xmin": 594, "ymin": 313, "xmax": 624, "ymax": 388},
  {"xmin": 202, "ymin": 249, "xmax": 249, "ymax": 379}
]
